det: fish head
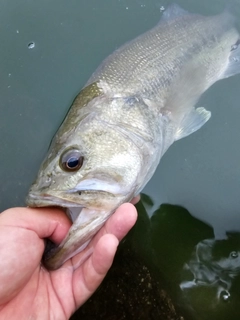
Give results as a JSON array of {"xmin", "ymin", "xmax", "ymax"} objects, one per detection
[
  {"xmin": 26, "ymin": 90, "xmax": 145, "ymax": 269},
  {"xmin": 26, "ymin": 93, "xmax": 143, "ymax": 212}
]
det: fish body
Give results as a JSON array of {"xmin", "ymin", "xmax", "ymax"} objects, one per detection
[{"xmin": 26, "ymin": 4, "xmax": 240, "ymax": 269}]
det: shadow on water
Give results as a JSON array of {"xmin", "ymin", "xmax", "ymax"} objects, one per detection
[{"xmin": 72, "ymin": 195, "xmax": 240, "ymax": 320}]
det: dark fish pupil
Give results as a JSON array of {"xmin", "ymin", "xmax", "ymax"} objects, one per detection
[
  {"xmin": 67, "ymin": 157, "xmax": 79, "ymax": 169},
  {"xmin": 60, "ymin": 149, "xmax": 83, "ymax": 172}
]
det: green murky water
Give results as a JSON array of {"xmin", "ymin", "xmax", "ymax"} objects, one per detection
[{"xmin": 1, "ymin": 0, "xmax": 240, "ymax": 319}]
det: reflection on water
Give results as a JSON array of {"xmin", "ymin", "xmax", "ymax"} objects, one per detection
[
  {"xmin": 180, "ymin": 235, "xmax": 240, "ymax": 301},
  {"xmin": 139, "ymin": 197, "xmax": 240, "ymax": 320},
  {"xmin": 73, "ymin": 197, "xmax": 240, "ymax": 320}
]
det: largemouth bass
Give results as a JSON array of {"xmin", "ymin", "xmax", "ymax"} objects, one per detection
[{"xmin": 26, "ymin": 4, "xmax": 240, "ymax": 270}]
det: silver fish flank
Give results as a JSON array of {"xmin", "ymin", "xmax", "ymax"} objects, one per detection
[{"xmin": 26, "ymin": 4, "xmax": 240, "ymax": 269}]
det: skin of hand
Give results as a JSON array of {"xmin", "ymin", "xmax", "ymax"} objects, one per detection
[{"xmin": 0, "ymin": 198, "xmax": 139, "ymax": 320}]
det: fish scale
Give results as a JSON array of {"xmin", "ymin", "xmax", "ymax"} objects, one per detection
[{"xmin": 88, "ymin": 11, "xmax": 236, "ymax": 101}]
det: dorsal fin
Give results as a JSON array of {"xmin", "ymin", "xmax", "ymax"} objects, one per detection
[{"xmin": 161, "ymin": 3, "xmax": 189, "ymax": 21}]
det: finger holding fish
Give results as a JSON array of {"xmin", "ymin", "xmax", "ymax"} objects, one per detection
[
  {"xmin": 43, "ymin": 197, "xmax": 140, "ymax": 270},
  {"xmin": 70, "ymin": 202, "xmax": 138, "ymax": 274}
]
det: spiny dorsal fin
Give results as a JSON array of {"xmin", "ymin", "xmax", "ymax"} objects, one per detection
[{"xmin": 161, "ymin": 3, "xmax": 189, "ymax": 21}]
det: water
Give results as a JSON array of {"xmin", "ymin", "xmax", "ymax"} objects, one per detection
[{"xmin": 1, "ymin": 0, "xmax": 240, "ymax": 319}]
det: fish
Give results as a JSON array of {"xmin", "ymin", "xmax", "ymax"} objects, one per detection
[{"xmin": 26, "ymin": 3, "xmax": 240, "ymax": 270}]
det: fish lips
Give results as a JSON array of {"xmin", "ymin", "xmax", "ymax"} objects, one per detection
[
  {"xmin": 26, "ymin": 188, "xmax": 119, "ymax": 208},
  {"xmin": 26, "ymin": 177, "xmax": 127, "ymax": 208},
  {"xmin": 25, "ymin": 191, "xmax": 84, "ymax": 208}
]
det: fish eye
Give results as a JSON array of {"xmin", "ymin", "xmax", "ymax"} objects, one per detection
[{"xmin": 60, "ymin": 149, "xmax": 84, "ymax": 172}]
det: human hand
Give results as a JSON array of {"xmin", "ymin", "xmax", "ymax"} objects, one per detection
[{"xmin": 0, "ymin": 199, "xmax": 138, "ymax": 319}]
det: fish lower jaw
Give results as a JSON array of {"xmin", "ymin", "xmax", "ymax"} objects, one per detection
[{"xmin": 25, "ymin": 192, "xmax": 83, "ymax": 208}]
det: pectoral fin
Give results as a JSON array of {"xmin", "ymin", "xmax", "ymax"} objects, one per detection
[{"xmin": 175, "ymin": 107, "xmax": 211, "ymax": 141}]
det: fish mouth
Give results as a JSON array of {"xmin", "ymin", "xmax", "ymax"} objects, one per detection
[
  {"xmin": 26, "ymin": 188, "xmax": 118, "ymax": 208},
  {"xmin": 26, "ymin": 176, "xmax": 126, "ymax": 208},
  {"xmin": 26, "ymin": 192, "xmax": 84, "ymax": 208}
]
